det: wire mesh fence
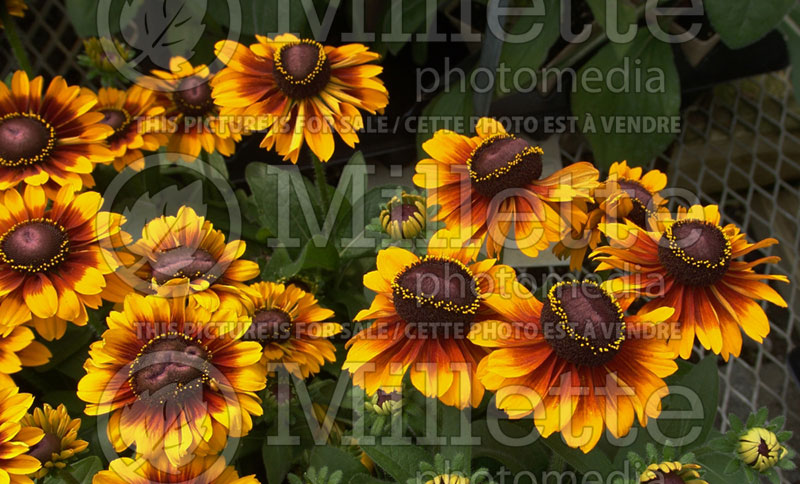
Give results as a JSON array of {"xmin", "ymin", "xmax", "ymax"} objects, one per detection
[{"xmin": 4, "ymin": 1, "xmax": 800, "ymax": 479}]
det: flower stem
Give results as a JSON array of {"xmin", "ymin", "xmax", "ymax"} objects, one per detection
[
  {"xmin": 1, "ymin": 6, "xmax": 32, "ymax": 76},
  {"xmin": 312, "ymin": 153, "xmax": 332, "ymax": 208}
]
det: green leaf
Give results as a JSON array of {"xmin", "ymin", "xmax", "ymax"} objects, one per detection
[
  {"xmin": 377, "ymin": 0, "xmax": 429, "ymax": 57},
  {"xmin": 497, "ymin": 0, "xmax": 561, "ymax": 94},
  {"xmin": 45, "ymin": 456, "xmax": 103, "ymax": 484},
  {"xmin": 541, "ymin": 434, "xmax": 615, "ymax": 476},
  {"xmin": 263, "ymin": 438, "xmax": 295, "ymax": 484},
  {"xmin": 652, "ymin": 355, "xmax": 719, "ymax": 455},
  {"xmin": 779, "ymin": 5, "xmax": 800, "ymax": 102},
  {"xmin": 360, "ymin": 441, "xmax": 434, "ymax": 483},
  {"xmin": 206, "ymin": 151, "xmax": 229, "ymax": 178},
  {"xmin": 705, "ymin": 0, "xmax": 794, "ymax": 49},
  {"xmin": 728, "ymin": 413, "xmax": 745, "ymax": 433},
  {"xmin": 696, "ymin": 451, "xmax": 748, "ymax": 484},
  {"xmin": 348, "ymin": 474, "xmax": 393, "ymax": 484},
  {"xmin": 237, "ymin": 0, "xmax": 310, "ymax": 37},
  {"xmin": 470, "ymin": 419, "xmax": 549, "ymax": 475},
  {"xmin": 587, "ymin": 0, "xmax": 638, "ymax": 38},
  {"xmin": 268, "ymin": 236, "xmax": 340, "ymax": 279},
  {"xmin": 309, "ymin": 446, "xmax": 367, "ymax": 483},
  {"xmin": 571, "ymin": 28, "xmax": 680, "ymax": 169}
]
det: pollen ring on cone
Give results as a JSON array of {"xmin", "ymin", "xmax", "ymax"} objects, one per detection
[
  {"xmin": 466, "ymin": 133, "xmax": 543, "ymax": 198},
  {"xmin": 273, "ymin": 39, "xmax": 332, "ymax": 99},
  {"xmin": 540, "ymin": 280, "xmax": 626, "ymax": 367},
  {"xmin": 0, "ymin": 112, "xmax": 57, "ymax": 167},
  {"xmin": 657, "ymin": 219, "xmax": 732, "ymax": 286},
  {"xmin": 0, "ymin": 218, "xmax": 70, "ymax": 273}
]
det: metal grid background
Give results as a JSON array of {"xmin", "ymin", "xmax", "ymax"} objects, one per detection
[{"xmin": 3, "ymin": 1, "xmax": 800, "ymax": 480}]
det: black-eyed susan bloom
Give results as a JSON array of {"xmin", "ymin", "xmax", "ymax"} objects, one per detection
[
  {"xmin": 639, "ymin": 462, "xmax": 707, "ymax": 484},
  {"xmin": 77, "ymin": 293, "xmax": 266, "ymax": 464},
  {"xmin": 148, "ymin": 57, "xmax": 240, "ymax": 161},
  {"xmin": 380, "ymin": 192, "xmax": 426, "ymax": 240},
  {"xmin": 0, "ymin": 0, "xmax": 26, "ymax": 28},
  {"xmin": 737, "ymin": 427, "xmax": 788, "ymax": 472},
  {"xmin": 0, "ymin": 184, "xmax": 122, "ymax": 340},
  {"xmin": 241, "ymin": 281, "xmax": 341, "ymax": 378},
  {"xmin": 93, "ymin": 455, "xmax": 259, "ymax": 484},
  {"xmin": 469, "ymin": 280, "xmax": 678, "ymax": 452},
  {"xmin": 92, "ymin": 85, "xmax": 168, "ymax": 171},
  {"xmin": 104, "ymin": 206, "xmax": 259, "ymax": 312},
  {"xmin": 21, "ymin": 403, "xmax": 88, "ymax": 478},
  {"xmin": 414, "ymin": 117, "xmax": 598, "ymax": 258},
  {"xmin": 343, "ymin": 229, "xmax": 518, "ymax": 409},
  {"xmin": 553, "ymin": 160, "xmax": 668, "ymax": 271},
  {"xmin": 0, "ymin": 386, "xmax": 43, "ymax": 484},
  {"xmin": 592, "ymin": 204, "xmax": 789, "ymax": 361},
  {"xmin": 211, "ymin": 34, "xmax": 389, "ymax": 163},
  {"xmin": 0, "ymin": 325, "xmax": 51, "ymax": 385},
  {"xmin": 0, "ymin": 71, "xmax": 113, "ymax": 195}
]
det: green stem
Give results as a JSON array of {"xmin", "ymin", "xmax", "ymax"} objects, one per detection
[
  {"xmin": 57, "ymin": 469, "xmax": 81, "ymax": 484},
  {"xmin": 312, "ymin": 153, "xmax": 332, "ymax": 208},
  {"xmin": 1, "ymin": 6, "xmax": 32, "ymax": 76}
]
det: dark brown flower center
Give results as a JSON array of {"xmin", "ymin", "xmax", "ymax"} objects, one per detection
[
  {"xmin": 174, "ymin": 76, "xmax": 214, "ymax": 117},
  {"xmin": 245, "ymin": 308, "xmax": 293, "ymax": 343},
  {"xmin": 376, "ymin": 389, "xmax": 402, "ymax": 406},
  {"xmin": 391, "ymin": 204, "xmax": 420, "ymax": 224},
  {"xmin": 758, "ymin": 439, "xmax": 771, "ymax": 458},
  {"xmin": 468, "ymin": 135, "xmax": 543, "ymax": 198},
  {"xmin": 99, "ymin": 108, "xmax": 132, "ymax": 141},
  {"xmin": 28, "ymin": 433, "xmax": 62, "ymax": 463},
  {"xmin": 541, "ymin": 281, "xmax": 626, "ymax": 367},
  {"xmin": 0, "ymin": 220, "xmax": 69, "ymax": 273},
  {"xmin": 129, "ymin": 335, "xmax": 209, "ymax": 402},
  {"xmin": 273, "ymin": 40, "xmax": 331, "ymax": 99},
  {"xmin": 657, "ymin": 220, "xmax": 731, "ymax": 287},
  {"xmin": 643, "ymin": 471, "xmax": 686, "ymax": 484},
  {"xmin": 0, "ymin": 113, "xmax": 56, "ymax": 167},
  {"xmin": 617, "ymin": 179, "xmax": 654, "ymax": 228},
  {"xmin": 150, "ymin": 247, "xmax": 218, "ymax": 285},
  {"xmin": 392, "ymin": 257, "xmax": 480, "ymax": 333}
]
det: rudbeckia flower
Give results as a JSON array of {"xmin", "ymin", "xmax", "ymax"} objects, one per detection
[
  {"xmin": 241, "ymin": 281, "xmax": 341, "ymax": 378},
  {"xmin": 737, "ymin": 427, "xmax": 788, "ymax": 472},
  {"xmin": 94, "ymin": 455, "xmax": 259, "ymax": 484},
  {"xmin": 0, "ymin": 386, "xmax": 43, "ymax": 484},
  {"xmin": 470, "ymin": 280, "xmax": 677, "ymax": 452},
  {"xmin": 0, "ymin": 325, "xmax": 51, "ymax": 385},
  {"xmin": 592, "ymin": 204, "xmax": 789, "ymax": 361},
  {"xmin": 553, "ymin": 160, "xmax": 668, "ymax": 270},
  {"xmin": 21, "ymin": 403, "xmax": 88, "ymax": 478},
  {"xmin": 0, "ymin": 71, "xmax": 113, "ymax": 195},
  {"xmin": 414, "ymin": 117, "xmax": 599, "ymax": 258},
  {"xmin": 148, "ymin": 57, "xmax": 241, "ymax": 161},
  {"xmin": 639, "ymin": 461, "xmax": 707, "ymax": 484},
  {"xmin": 211, "ymin": 34, "xmax": 389, "ymax": 163},
  {"xmin": 343, "ymin": 229, "xmax": 518, "ymax": 409},
  {"xmin": 91, "ymin": 85, "xmax": 168, "ymax": 171},
  {"xmin": 77, "ymin": 293, "xmax": 266, "ymax": 464},
  {"xmin": 104, "ymin": 206, "xmax": 259, "ymax": 312},
  {"xmin": 380, "ymin": 192, "xmax": 427, "ymax": 240},
  {"xmin": 0, "ymin": 185, "xmax": 122, "ymax": 340},
  {"xmin": 0, "ymin": 0, "xmax": 26, "ymax": 28}
]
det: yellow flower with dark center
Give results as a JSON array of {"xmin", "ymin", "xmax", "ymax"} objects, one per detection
[
  {"xmin": 0, "ymin": 184, "xmax": 123, "ymax": 340},
  {"xmin": 21, "ymin": 403, "xmax": 88, "ymax": 478},
  {"xmin": 0, "ymin": 325, "xmax": 51, "ymax": 385},
  {"xmin": 148, "ymin": 57, "xmax": 241, "ymax": 161},
  {"xmin": 737, "ymin": 427, "xmax": 787, "ymax": 472},
  {"xmin": 93, "ymin": 455, "xmax": 259, "ymax": 484},
  {"xmin": 469, "ymin": 280, "xmax": 678, "ymax": 452},
  {"xmin": 0, "ymin": 0, "xmax": 26, "ymax": 28},
  {"xmin": 426, "ymin": 475, "xmax": 469, "ymax": 484},
  {"xmin": 211, "ymin": 34, "xmax": 389, "ymax": 163},
  {"xmin": 104, "ymin": 206, "xmax": 259, "ymax": 312},
  {"xmin": 241, "ymin": 281, "xmax": 341, "ymax": 378},
  {"xmin": 77, "ymin": 293, "xmax": 266, "ymax": 465},
  {"xmin": 553, "ymin": 160, "xmax": 668, "ymax": 271},
  {"xmin": 592, "ymin": 204, "xmax": 789, "ymax": 361},
  {"xmin": 414, "ymin": 118, "xmax": 598, "ymax": 258},
  {"xmin": 639, "ymin": 461, "xmax": 707, "ymax": 484},
  {"xmin": 0, "ymin": 71, "xmax": 113, "ymax": 195},
  {"xmin": 380, "ymin": 192, "xmax": 426, "ymax": 240},
  {"xmin": 343, "ymin": 229, "xmax": 518, "ymax": 409},
  {"xmin": 0, "ymin": 386, "xmax": 43, "ymax": 484},
  {"xmin": 91, "ymin": 85, "xmax": 168, "ymax": 171}
]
